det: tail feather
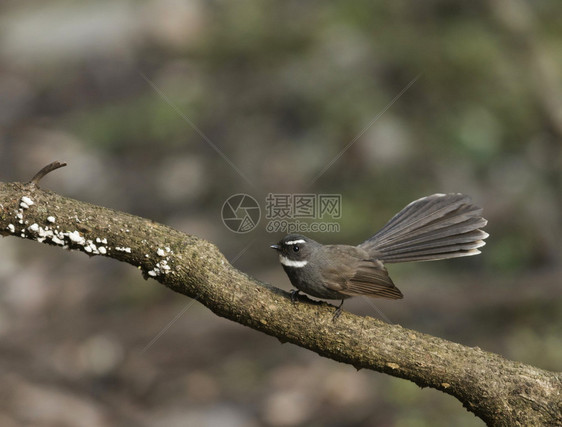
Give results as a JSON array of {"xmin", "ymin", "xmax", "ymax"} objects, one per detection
[
  {"xmin": 370, "ymin": 194, "xmax": 471, "ymax": 245},
  {"xmin": 359, "ymin": 193, "xmax": 488, "ymax": 263},
  {"xmin": 376, "ymin": 216, "xmax": 487, "ymax": 251}
]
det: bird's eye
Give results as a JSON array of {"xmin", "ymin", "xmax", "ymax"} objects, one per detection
[{"xmin": 293, "ymin": 245, "xmax": 299, "ymax": 252}]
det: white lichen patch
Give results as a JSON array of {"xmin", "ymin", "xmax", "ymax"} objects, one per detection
[
  {"xmin": 20, "ymin": 196, "xmax": 34, "ymax": 209},
  {"xmin": 156, "ymin": 248, "xmax": 166, "ymax": 257},
  {"xmin": 28, "ymin": 223, "xmax": 51, "ymax": 243},
  {"xmin": 158, "ymin": 259, "xmax": 171, "ymax": 272},
  {"xmin": 22, "ymin": 222, "xmax": 111, "ymax": 256},
  {"xmin": 12, "ymin": 201, "xmax": 134, "ymax": 260},
  {"xmin": 147, "ymin": 258, "xmax": 173, "ymax": 278},
  {"xmin": 51, "ymin": 236, "xmax": 65, "ymax": 245},
  {"xmin": 67, "ymin": 230, "xmax": 85, "ymax": 245}
]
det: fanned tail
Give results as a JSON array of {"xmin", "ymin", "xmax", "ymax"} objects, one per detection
[{"xmin": 359, "ymin": 193, "xmax": 489, "ymax": 263}]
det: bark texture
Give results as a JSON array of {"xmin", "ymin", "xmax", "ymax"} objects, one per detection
[{"xmin": 0, "ymin": 178, "xmax": 560, "ymax": 426}]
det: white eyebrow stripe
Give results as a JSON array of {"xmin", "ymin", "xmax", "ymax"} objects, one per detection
[
  {"xmin": 285, "ymin": 239, "xmax": 306, "ymax": 245},
  {"xmin": 279, "ymin": 255, "xmax": 308, "ymax": 268}
]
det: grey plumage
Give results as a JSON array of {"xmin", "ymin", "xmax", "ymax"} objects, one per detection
[
  {"xmin": 271, "ymin": 193, "xmax": 488, "ymax": 318},
  {"xmin": 359, "ymin": 193, "xmax": 488, "ymax": 263}
]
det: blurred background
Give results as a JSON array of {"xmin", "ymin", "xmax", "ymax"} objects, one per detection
[{"xmin": 0, "ymin": 1, "xmax": 561, "ymax": 426}]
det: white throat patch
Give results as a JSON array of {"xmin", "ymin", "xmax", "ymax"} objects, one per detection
[{"xmin": 279, "ymin": 255, "xmax": 308, "ymax": 268}]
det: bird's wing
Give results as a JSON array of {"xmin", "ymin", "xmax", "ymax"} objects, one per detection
[
  {"xmin": 320, "ymin": 246, "xmax": 403, "ymax": 299},
  {"xmin": 344, "ymin": 260, "xmax": 403, "ymax": 299}
]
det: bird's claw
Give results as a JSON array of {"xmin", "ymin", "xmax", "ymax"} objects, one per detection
[
  {"xmin": 332, "ymin": 300, "xmax": 345, "ymax": 322},
  {"xmin": 290, "ymin": 289, "xmax": 301, "ymax": 304}
]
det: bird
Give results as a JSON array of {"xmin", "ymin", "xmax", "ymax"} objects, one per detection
[{"xmin": 270, "ymin": 193, "xmax": 488, "ymax": 319}]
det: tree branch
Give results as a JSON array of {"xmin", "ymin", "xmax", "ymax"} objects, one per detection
[{"xmin": 0, "ymin": 166, "xmax": 560, "ymax": 426}]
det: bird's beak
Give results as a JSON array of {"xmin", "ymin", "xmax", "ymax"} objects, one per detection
[{"xmin": 270, "ymin": 244, "xmax": 280, "ymax": 251}]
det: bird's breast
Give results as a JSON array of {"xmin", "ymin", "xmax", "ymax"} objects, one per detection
[{"xmin": 281, "ymin": 264, "xmax": 348, "ymax": 300}]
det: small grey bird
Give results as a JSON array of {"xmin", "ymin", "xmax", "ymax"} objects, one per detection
[{"xmin": 271, "ymin": 193, "xmax": 488, "ymax": 318}]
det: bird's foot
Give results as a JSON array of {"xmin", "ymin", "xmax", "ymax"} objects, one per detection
[
  {"xmin": 290, "ymin": 289, "xmax": 301, "ymax": 304},
  {"xmin": 332, "ymin": 300, "xmax": 345, "ymax": 322}
]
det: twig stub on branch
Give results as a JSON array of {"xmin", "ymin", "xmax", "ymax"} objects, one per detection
[{"xmin": 29, "ymin": 161, "xmax": 67, "ymax": 187}]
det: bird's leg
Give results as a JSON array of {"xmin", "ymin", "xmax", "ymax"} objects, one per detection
[
  {"xmin": 332, "ymin": 299, "xmax": 345, "ymax": 321},
  {"xmin": 290, "ymin": 289, "xmax": 301, "ymax": 303}
]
